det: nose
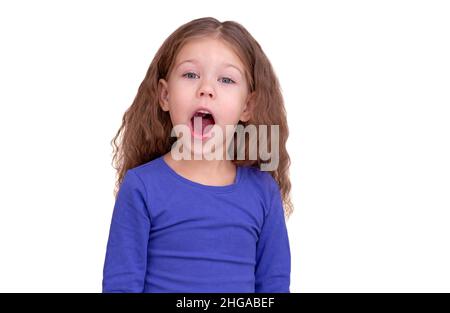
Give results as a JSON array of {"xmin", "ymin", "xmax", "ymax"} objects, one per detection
[{"xmin": 197, "ymin": 80, "xmax": 215, "ymax": 99}]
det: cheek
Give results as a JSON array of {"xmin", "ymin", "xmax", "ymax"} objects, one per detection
[
  {"xmin": 219, "ymin": 92, "xmax": 247, "ymax": 120},
  {"xmin": 167, "ymin": 99, "xmax": 190, "ymax": 124},
  {"xmin": 171, "ymin": 79, "xmax": 197, "ymax": 95},
  {"xmin": 168, "ymin": 84, "xmax": 193, "ymax": 109}
]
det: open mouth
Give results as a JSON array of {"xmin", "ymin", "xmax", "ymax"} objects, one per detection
[{"xmin": 190, "ymin": 110, "xmax": 216, "ymax": 139}]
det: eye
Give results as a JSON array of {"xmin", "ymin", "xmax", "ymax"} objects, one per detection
[
  {"xmin": 219, "ymin": 77, "xmax": 236, "ymax": 84},
  {"xmin": 183, "ymin": 72, "xmax": 199, "ymax": 79}
]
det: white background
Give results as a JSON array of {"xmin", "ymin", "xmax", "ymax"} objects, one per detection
[{"xmin": 0, "ymin": 0, "xmax": 449, "ymax": 292}]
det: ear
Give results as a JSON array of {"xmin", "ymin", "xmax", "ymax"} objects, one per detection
[
  {"xmin": 158, "ymin": 78, "xmax": 170, "ymax": 112},
  {"xmin": 239, "ymin": 92, "xmax": 255, "ymax": 123}
]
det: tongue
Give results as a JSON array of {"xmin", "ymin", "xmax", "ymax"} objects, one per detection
[
  {"xmin": 201, "ymin": 116, "xmax": 214, "ymax": 133},
  {"xmin": 192, "ymin": 115, "xmax": 214, "ymax": 136}
]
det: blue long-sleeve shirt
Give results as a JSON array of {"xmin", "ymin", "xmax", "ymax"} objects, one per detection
[{"xmin": 102, "ymin": 155, "xmax": 291, "ymax": 293}]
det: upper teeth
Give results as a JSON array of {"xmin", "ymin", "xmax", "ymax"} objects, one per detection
[{"xmin": 197, "ymin": 110, "xmax": 210, "ymax": 114}]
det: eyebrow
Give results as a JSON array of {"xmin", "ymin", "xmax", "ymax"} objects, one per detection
[{"xmin": 175, "ymin": 59, "xmax": 243, "ymax": 76}]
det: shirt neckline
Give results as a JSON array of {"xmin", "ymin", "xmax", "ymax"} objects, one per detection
[{"xmin": 157, "ymin": 155, "xmax": 243, "ymax": 193}]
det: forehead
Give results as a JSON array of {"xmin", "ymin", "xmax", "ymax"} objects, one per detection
[{"xmin": 174, "ymin": 37, "xmax": 245, "ymax": 70}]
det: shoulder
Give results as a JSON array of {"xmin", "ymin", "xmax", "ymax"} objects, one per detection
[
  {"xmin": 118, "ymin": 157, "xmax": 167, "ymax": 219},
  {"xmin": 244, "ymin": 165, "xmax": 279, "ymax": 193},
  {"xmin": 118, "ymin": 156, "xmax": 167, "ymax": 200},
  {"xmin": 242, "ymin": 165, "xmax": 280, "ymax": 213},
  {"xmin": 131, "ymin": 156, "xmax": 163, "ymax": 173},
  {"xmin": 127, "ymin": 156, "xmax": 166, "ymax": 184}
]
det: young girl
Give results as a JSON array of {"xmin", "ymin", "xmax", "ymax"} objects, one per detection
[{"xmin": 103, "ymin": 17, "xmax": 294, "ymax": 293}]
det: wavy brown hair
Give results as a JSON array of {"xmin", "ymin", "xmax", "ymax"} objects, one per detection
[{"xmin": 111, "ymin": 17, "xmax": 293, "ymax": 219}]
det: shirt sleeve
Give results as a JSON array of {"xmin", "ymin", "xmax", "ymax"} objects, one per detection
[
  {"xmin": 102, "ymin": 169, "xmax": 151, "ymax": 293},
  {"xmin": 254, "ymin": 178, "xmax": 291, "ymax": 293}
]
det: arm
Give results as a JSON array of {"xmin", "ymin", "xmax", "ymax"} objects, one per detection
[
  {"xmin": 255, "ymin": 180, "xmax": 291, "ymax": 293},
  {"xmin": 102, "ymin": 169, "xmax": 151, "ymax": 293}
]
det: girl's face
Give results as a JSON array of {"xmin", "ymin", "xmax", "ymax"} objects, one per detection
[{"xmin": 158, "ymin": 37, "xmax": 253, "ymax": 155}]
